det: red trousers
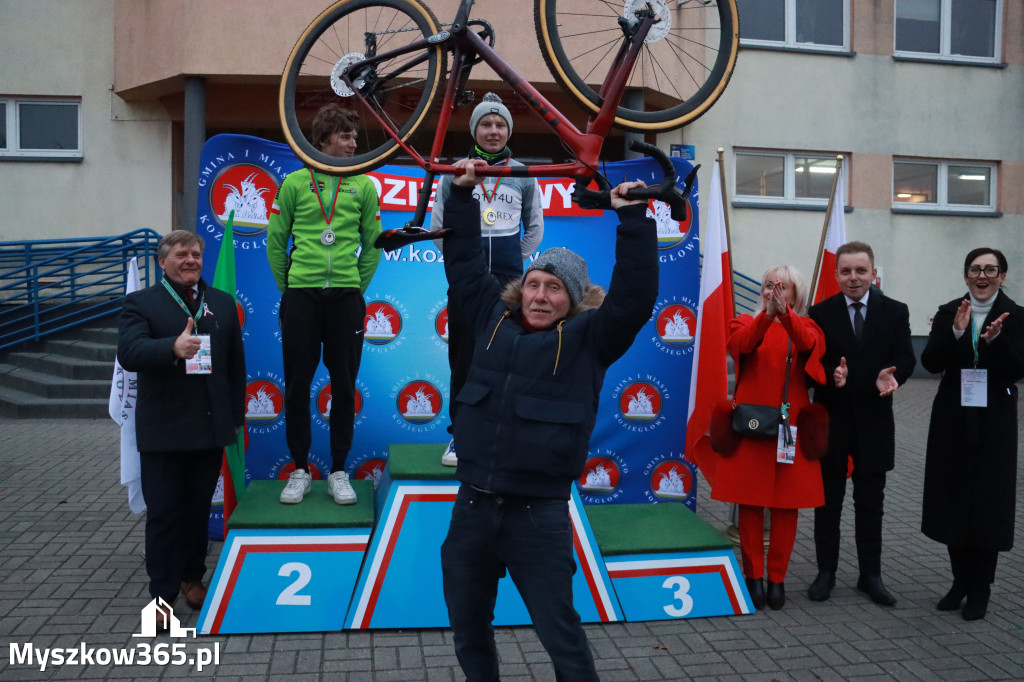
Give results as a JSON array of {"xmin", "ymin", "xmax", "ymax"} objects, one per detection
[{"xmin": 738, "ymin": 505, "xmax": 799, "ymax": 583}]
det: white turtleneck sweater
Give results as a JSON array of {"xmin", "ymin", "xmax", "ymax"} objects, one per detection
[{"xmin": 953, "ymin": 293, "xmax": 999, "ymax": 342}]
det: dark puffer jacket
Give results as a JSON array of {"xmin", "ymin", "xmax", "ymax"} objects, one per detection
[{"xmin": 442, "ymin": 183, "xmax": 658, "ymax": 499}]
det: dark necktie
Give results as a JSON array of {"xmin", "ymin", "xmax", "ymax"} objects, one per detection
[
  {"xmin": 852, "ymin": 302, "xmax": 865, "ymax": 341},
  {"xmin": 185, "ymin": 288, "xmax": 199, "ymax": 314}
]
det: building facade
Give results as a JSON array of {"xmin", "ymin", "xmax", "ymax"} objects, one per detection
[{"xmin": 2, "ymin": 0, "xmax": 1021, "ymax": 335}]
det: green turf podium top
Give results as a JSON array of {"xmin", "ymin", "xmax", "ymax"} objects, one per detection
[
  {"xmin": 585, "ymin": 503, "xmax": 733, "ymax": 556},
  {"xmin": 227, "ymin": 480, "xmax": 375, "ymax": 529},
  {"xmin": 386, "ymin": 443, "xmax": 458, "ymax": 480}
]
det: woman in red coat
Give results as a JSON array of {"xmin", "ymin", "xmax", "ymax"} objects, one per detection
[{"xmin": 711, "ymin": 266, "xmax": 826, "ymax": 610}]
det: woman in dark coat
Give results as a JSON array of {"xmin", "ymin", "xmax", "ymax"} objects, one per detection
[{"xmin": 920, "ymin": 247, "xmax": 1024, "ymax": 621}]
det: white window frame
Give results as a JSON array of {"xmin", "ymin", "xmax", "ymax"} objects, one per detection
[
  {"xmin": 892, "ymin": 158, "xmax": 997, "ymax": 213},
  {"xmin": 893, "ymin": 0, "xmax": 1003, "ymax": 64},
  {"xmin": 734, "ymin": 150, "xmax": 848, "ymax": 208},
  {"xmin": 739, "ymin": 0, "xmax": 850, "ymax": 52},
  {"xmin": 0, "ymin": 97, "xmax": 83, "ymax": 160}
]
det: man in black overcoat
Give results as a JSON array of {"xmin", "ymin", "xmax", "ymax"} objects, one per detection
[
  {"xmin": 807, "ymin": 241, "xmax": 916, "ymax": 605},
  {"xmin": 118, "ymin": 230, "xmax": 246, "ymax": 627}
]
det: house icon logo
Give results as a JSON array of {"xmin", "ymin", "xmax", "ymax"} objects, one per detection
[{"xmin": 134, "ymin": 597, "xmax": 197, "ymax": 638}]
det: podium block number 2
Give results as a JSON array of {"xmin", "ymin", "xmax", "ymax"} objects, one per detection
[
  {"xmin": 662, "ymin": 576, "xmax": 694, "ymax": 617},
  {"xmin": 277, "ymin": 562, "xmax": 313, "ymax": 606}
]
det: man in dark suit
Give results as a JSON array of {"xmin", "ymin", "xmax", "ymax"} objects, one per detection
[
  {"xmin": 118, "ymin": 230, "xmax": 246, "ymax": 627},
  {"xmin": 807, "ymin": 241, "xmax": 916, "ymax": 606}
]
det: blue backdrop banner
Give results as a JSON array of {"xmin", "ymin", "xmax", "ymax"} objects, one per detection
[{"xmin": 196, "ymin": 134, "xmax": 701, "ymax": 515}]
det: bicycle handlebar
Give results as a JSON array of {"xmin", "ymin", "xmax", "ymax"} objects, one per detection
[
  {"xmin": 572, "ymin": 141, "xmax": 699, "ymax": 223},
  {"xmin": 374, "ymin": 142, "xmax": 701, "ymax": 252}
]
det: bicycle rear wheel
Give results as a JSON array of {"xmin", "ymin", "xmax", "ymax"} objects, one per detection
[
  {"xmin": 535, "ymin": 0, "xmax": 739, "ymax": 132},
  {"xmin": 280, "ymin": 0, "xmax": 446, "ymax": 175}
]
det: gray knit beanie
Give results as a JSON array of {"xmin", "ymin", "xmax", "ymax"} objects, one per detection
[
  {"xmin": 469, "ymin": 93, "xmax": 513, "ymax": 140},
  {"xmin": 524, "ymin": 248, "xmax": 589, "ymax": 307}
]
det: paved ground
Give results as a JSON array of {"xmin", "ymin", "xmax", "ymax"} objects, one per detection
[{"xmin": 1, "ymin": 378, "xmax": 1022, "ymax": 681}]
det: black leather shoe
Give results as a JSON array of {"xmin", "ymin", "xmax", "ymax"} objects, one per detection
[
  {"xmin": 808, "ymin": 571, "xmax": 836, "ymax": 602},
  {"xmin": 856, "ymin": 575, "xmax": 896, "ymax": 606},
  {"xmin": 937, "ymin": 581, "xmax": 966, "ymax": 611},
  {"xmin": 962, "ymin": 588, "xmax": 990, "ymax": 621},
  {"xmin": 766, "ymin": 580, "xmax": 785, "ymax": 610},
  {"xmin": 745, "ymin": 577, "xmax": 766, "ymax": 610}
]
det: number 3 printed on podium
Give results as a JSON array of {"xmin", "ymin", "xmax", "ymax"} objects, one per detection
[{"xmin": 662, "ymin": 576, "xmax": 694, "ymax": 617}]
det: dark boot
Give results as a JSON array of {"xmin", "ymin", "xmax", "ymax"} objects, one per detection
[
  {"xmin": 962, "ymin": 587, "xmax": 990, "ymax": 621},
  {"xmin": 856, "ymin": 575, "xmax": 896, "ymax": 606},
  {"xmin": 766, "ymin": 580, "xmax": 785, "ymax": 610},
  {"xmin": 807, "ymin": 570, "xmax": 835, "ymax": 602},
  {"xmin": 936, "ymin": 581, "xmax": 966, "ymax": 611},
  {"xmin": 745, "ymin": 577, "xmax": 765, "ymax": 610}
]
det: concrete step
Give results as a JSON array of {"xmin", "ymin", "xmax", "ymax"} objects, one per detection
[
  {"xmin": 0, "ymin": 384, "xmax": 110, "ymax": 419},
  {"xmin": 0, "ymin": 363, "xmax": 111, "ymax": 399},
  {"xmin": 43, "ymin": 338, "xmax": 116, "ymax": 363},
  {"xmin": 4, "ymin": 351, "xmax": 113, "ymax": 381},
  {"xmin": 78, "ymin": 326, "xmax": 119, "ymax": 345}
]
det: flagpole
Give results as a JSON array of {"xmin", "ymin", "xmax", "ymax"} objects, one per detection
[
  {"xmin": 716, "ymin": 148, "xmax": 736, "ymax": 317},
  {"xmin": 809, "ymin": 154, "xmax": 844, "ymax": 304}
]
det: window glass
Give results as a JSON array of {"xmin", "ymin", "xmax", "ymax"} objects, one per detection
[
  {"xmin": 796, "ymin": 0, "xmax": 844, "ymax": 46},
  {"xmin": 736, "ymin": 154, "xmax": 785, "ymax": 197},
  {"xmin": 18, "ymin": 102, "xmax": 79, "ymax": 151},
  {"xmin": 0, "ymin": 106, "xmax": 6, "ymax": 149},
  {"xmin": 794, "ymin": 156, "xmax": 836, "ymax": 199},
  {"xmin": 895, "ymin": 0, "xmax": 941, "ymax": 53},
  {"xmin": 947, "ymin": 165, "xmax": 991, "ymax": 205},
  {"xmin": 737, "ymin": 0, "xmax": 785, "ymax": 42},
  {"xmin": 893, "ymin": 161, "xmax": 938, "ymax": 203},
  {"xmin": 951, "ymin": 0, "xmax": 996, "ymax": 57}
]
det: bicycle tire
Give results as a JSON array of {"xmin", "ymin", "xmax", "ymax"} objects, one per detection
[
  {"xmin": 280, "ymin": 0, "xmax": 446, "ymax": 175},
  {"xmin": 535, "ymin": 0, "xmax": 739, "ymax": 132}
]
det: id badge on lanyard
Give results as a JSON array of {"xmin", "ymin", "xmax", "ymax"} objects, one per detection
[
  {"xmin": 162, "ymin": 278, "xmax": 212, "ymax": 375},
  {"xmin": 186, "ymin": 335, "xmax": 212, "ymax": 375},
  {"xmin": 961, "ymin": 318, "xmax": 987, "ymax": 407}
]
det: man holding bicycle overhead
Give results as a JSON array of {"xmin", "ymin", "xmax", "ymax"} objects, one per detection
[
  {"xmin": 431, "ymin": 93, "xmax": 545, "ymax": 468},
  {"xmin": 439, "ymin": 158, "xmax": 655, "ymax": 681},
  {"xmin": 267, "ymin": 103, "xmax": 382, "ymax": 506}
]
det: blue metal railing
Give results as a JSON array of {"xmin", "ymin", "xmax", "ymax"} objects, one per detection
[
  {"xmin": 732, "ymin": 270, "xmax": 760, "ymax": 314},
  {"xmin": 697, "ymin": 255, "xmax": 760, "ymax": 315},
  {"xmin": 0, "ymin": 229, "xmax": 161, "ymax": 350}
]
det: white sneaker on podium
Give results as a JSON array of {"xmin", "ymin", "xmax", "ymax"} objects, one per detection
[
  {"xmin": 440, "ymin": 439, "xmax": 458, "ymax": 467},
  {"xmin": 280, "ymin": 469, "xmax": 311, "ymax": 504}
]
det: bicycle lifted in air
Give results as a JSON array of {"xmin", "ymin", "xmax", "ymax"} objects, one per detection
[{"xmin": 279, "ymin": 0, "xmax": 739, "ymax": 244}]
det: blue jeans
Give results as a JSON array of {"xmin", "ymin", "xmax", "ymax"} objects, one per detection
[{"xmin": 441, "ymin": 486, "xmax": 598, "ymax": 682}]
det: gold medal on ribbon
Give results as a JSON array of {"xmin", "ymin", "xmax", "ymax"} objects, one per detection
[{"xmin": 482, "ymin": 208, "xmax": 498, "ymax": 226}]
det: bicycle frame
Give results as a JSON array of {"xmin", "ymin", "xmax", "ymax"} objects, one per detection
[{"xmin": 341, "ymin": 0, "xmax": 657, "ymax": 226}]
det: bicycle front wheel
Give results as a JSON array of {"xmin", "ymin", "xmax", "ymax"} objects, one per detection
[
  {"xmin": 535, "ymin": 0, "xmax": 739, "ymax": 132},
  {"xmin": 280, "ymin": 0, "xmax": 446, "ymax": 175}
]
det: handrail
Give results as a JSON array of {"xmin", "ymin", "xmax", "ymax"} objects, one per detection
[
  {"xmin": 0, "ymin": 229, "xmax": 162, "ymax": 350},
  {"xmin": 733, "ymin": 270, "xmax": 761, "ymax": 314},
  {"xmin": 697, "ymin": 255, "xmax": 761, "ymax": 315}
]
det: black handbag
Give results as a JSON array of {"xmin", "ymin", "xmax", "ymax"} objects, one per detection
[
  {"xmin": 731, "ymin": 403, "xmax": 781, "ymax": 438},
  {"xmin": 731, "ymin": 341, "xmax": 794, "ymax": 446}
]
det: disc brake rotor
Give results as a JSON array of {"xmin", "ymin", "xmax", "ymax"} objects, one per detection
[
  {"xmin": 623, "ymin": 0, "xmax": 671, "ymax": 44},
  {"xmin": 331, "ymin": 53, "xmax": 368, "ymax": 97}
]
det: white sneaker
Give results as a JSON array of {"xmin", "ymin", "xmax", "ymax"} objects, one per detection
[
  {"xmin": 280, "ymin": 469, "xmax": 311, "ymax": 504},
  {"xmin": 440, "ymin": 439, "xmax": 458, "ymax": 467},
  {"xmin": 328, "ymin": 471, "xmax": 357, "ymax": 505}
]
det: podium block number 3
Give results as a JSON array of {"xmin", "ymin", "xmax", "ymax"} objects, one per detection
[
  {"xmin": 662, "ymin": 576, "xmax": 694, "ymax": 617},
  {"xmin": 277, "ymin": 562, "xmax": 313, "ymax": 606}
]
